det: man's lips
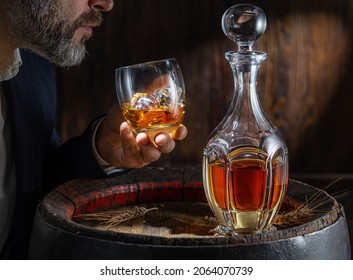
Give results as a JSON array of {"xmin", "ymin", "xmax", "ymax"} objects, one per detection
[
  {"xmin": 80, "ymin": 25, "xmax": 93, "ymax": 34},
  {"xmin": 78, "ymin": 23, "xmax": 99, "ymax": 36}
]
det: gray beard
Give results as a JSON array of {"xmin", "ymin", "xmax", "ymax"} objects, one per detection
[{"xmin": 6, "ymin": 0, "xmax": 95, "ymax": 67}]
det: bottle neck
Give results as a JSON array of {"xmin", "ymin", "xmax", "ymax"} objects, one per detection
[{"xmin": 226, "ymin": 51, "xmax": 272, "ymax": 133}]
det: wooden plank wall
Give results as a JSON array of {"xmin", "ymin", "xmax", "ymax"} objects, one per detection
[{"xmin": 56, "ymin": 0, "xmax": 353, "ymax": 174}]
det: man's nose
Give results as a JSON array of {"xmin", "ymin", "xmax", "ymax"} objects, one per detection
[{"xmin": 89, "ymin": 0, "xmax": 114, "ymax": 12}]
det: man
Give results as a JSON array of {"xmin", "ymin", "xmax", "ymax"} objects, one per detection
[{"xmin": 0, "ymin": 0, "xmax": 187, "ymax": 258}]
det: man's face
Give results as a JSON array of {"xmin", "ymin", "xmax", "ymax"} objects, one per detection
[{"xmin": 6, "ymin": 0, "xmax": 107, "ymax": 67}]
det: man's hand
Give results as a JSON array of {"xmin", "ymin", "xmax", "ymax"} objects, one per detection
[{"xmin": 95, "ymin": 104, "xmax": 187, "ymax": 168}]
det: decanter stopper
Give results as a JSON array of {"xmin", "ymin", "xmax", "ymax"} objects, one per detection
[{"xmin": 221, "ymin": 4, "xmax": 267, "ymax": 52}]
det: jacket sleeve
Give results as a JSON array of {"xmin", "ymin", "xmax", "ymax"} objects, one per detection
[{"xmin": 45, "ymin": 118, "xmax": 110, "ymax": 188}]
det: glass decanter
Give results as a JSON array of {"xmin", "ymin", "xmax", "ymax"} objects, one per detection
[{"xmin": 202, "ymin": 4, "xmax": 288, "ymax": 235}]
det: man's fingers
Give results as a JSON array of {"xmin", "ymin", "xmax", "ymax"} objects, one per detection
[
  {"xmin": 118, "ymin": 122, "xmax": 187, "ymax": 168},
  {"xmin": 173, "ymin": 124, "xmax": 188, "ymax": 140},
  {"xmin": 136, "ymin": 133, "xmax": 162, "ymax": 163},
  {"xmin": 154, "ymin": 133, "xmax": 175, "ymax": 154}
]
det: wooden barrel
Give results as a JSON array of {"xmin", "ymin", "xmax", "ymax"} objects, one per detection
[{"xmin": 29, "ymin": 167, "xmax": 351, "ymax": 260}]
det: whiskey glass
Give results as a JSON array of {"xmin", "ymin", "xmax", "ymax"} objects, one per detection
[{"xmin": 115, "ymin": 58, "xmax": 185, "ymax": 140}]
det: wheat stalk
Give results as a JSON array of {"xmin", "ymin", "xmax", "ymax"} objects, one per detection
[
  {"xmin": 74, "ymin": 206, "xmax": 158, "ymax": 230},
  {"xmin": 273, "ymin": 178, "xmax": 353, "ymax": 227}
]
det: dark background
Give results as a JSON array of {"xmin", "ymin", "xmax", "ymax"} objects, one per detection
[
  {"xmin": 55, "ymin": 0, "xmax": 353, "ymax": 255},
  {"xmin": 58, "ymin": 0, "xmax": 353, "ymax": 173},
  {"xmin": 57, "ymin": 0, "xmax": 353, "ymax": 184}
]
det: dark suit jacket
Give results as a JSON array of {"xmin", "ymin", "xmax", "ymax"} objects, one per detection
[{"xmin": 2, "ymin": 49, "xmax": 108, "ymax": 259}]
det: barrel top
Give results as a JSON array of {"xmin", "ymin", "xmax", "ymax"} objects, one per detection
[{"xmin": 38, "ymin": 167, "xmax": 345, "ymax": 247}]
